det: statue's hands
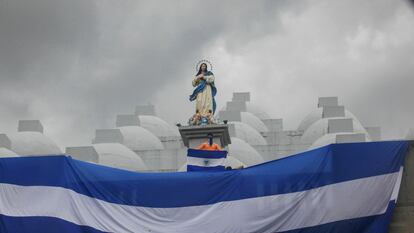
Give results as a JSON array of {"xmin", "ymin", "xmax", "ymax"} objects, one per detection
[{"xmin": 196, "ymin": 74, "xmax": 204, "ymax": 80}]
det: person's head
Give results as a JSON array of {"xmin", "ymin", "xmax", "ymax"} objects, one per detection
[
  {"xmin": 197, "ymin": 63, "xmax": 208, "ymax": 75},
  {"xmin": 196, "ymin": 109, "xmax": 199, "ymax": 114},
  {"xmin": 207, "ymin": 133, "xmax": 213, "ymax": 145}
]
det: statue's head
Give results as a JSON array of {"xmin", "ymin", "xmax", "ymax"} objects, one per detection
[
  {"xmin": 200, "ymin": 63, "xmax": 207, "ymax": 71},
  {"xmin": 197, "ymin": 63, "xmax": 208, "ymax": 75},
  {"xmin": 196, "ymin": 60, "xmax": 212, "ymax": 75}
]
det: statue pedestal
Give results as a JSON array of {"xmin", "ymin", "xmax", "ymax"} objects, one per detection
[{"xmin": 178, "ymin": 124, "xmax": 231, "ymax": 149}]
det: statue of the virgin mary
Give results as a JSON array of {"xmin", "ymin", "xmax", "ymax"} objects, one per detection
[{"xmin": 189, "ymin": 61, "xmax": 217, "ymax": 118}]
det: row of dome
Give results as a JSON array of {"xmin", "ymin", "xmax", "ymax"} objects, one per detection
[
  {"xmin": 1, "ymin": 96, "xmax": 397, "ymax": 172},
  {"xmin": 0, "ymin": 116, "xmax": 267, "ymax": 172},
  {"xmin": 0, "ymin": 114, "xmax": 181, "ymax": 156},
  {"xmin": 0, "ymin": 119, "xmax": 268, "ymax": 156}
]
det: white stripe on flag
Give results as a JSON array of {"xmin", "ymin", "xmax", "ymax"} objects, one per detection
[
  {"xmin": 0, "ymin": 171, "xmax": 400, "ymax": 233},
  {"xmin": 391, "ymin": 167, "xmax": 403, "ymax": 202},
  {"xmin": 187, "ymin": 156, "xmax": 226, "ymax": 167}
]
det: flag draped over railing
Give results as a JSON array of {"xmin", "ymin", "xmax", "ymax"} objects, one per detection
[
  {"xmin": 187, "ymin": 148, "xmax": 228, "ymax": 171},
  {"xmin": 0, "ymin": 141, "xmax": 409, "ymax": 233}
]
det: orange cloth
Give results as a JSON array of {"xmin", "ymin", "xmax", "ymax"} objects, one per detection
[{"xmin": 196, "ymin": 142, "xmax": 222, "ymax": 151}]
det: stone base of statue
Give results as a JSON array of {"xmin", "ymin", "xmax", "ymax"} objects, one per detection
[{"xmin": 178, "ymin": 124, "xmax": 231, "ymax": 149}]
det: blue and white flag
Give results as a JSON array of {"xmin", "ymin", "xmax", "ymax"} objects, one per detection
[
  {"xmin": 187, "ymin": 148, "xmax": 228, "ymax": 171},
  {"xmin": 0, "ymin": 141, "xmax": 409, "ymax": 233}
]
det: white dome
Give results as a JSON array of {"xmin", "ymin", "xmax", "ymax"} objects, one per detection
[
  {"xmin": 138, "ymin": 115, "xmax": 179, "ymax": 137},
  {"xmin": 228, "ymin": 137, "xmax": 264, "ymax": 166},
  {"xmin": 9, "ymin": 132, "xmax": 62, "ymax": 156},
  {"xmin": 246, "ymin": 102, "xmax": 270, "ymax": 120},
  {"xmin": 178, "ymin": 155, "xmax": 246, "ymax": 171},
  {"xmin": 406, "ymin": 128, "xmax": 414, "ymax": 140},
  {"xmin": 297, "ymin": 108, "xmax": 323, "ymax": 132},
  {"xmin": 297, "ymin": 108, "xmax": 366, "ymax": 133},
  {"xmin": 310, "ymin": 133, "xmax": 370, "ymax": 150},
  {"xmin": 0, "ymin": 147, "xmax": 18, "ymax": 157},
  {"xmin": 240, "ymin": 112, "xmax": 268, "ymax": 133},
  {"xmin": 93, "ymin": 143, "xmax": 147, "ymax": 171},
  {"xmin": 229, "ymin": 122, "xmax": 267, "ymax": 146},
  {"xmin": 118, "ymin": 126, "xmax": 164, "ymax": 151},
  {"xmin": 301, "ymin": 117, "xmax": 370, "ymax": 144}
]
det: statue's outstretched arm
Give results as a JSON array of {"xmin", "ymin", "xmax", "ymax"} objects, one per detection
[{"xmin": 192, "ymin": 78, "xmax": 199, "ymax": 87}]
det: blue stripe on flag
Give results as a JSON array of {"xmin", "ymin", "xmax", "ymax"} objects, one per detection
[
  {"xmin": 187, "ymin": 165, "xmax": 225, "ymax": 172},
  {"xmin": 187, "ymin": 148, "xmax": 227, "ymax": 159},
  {"xmin": 0, "ymin": 141, "xmax": 408, "ymax": 208},
  {"xmin": 0, "ymin": 214, "xmax": 106, "ymax": 233}
]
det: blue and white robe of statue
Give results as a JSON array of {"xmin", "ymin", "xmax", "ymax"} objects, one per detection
[{"xmin": 189, "ymin": 71, "xmax": 217, "ymax": 116}]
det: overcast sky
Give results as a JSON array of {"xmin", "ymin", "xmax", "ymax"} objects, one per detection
[{"xmin": 0, "ymin": 0, "xmax": 413, "ymax": 149}]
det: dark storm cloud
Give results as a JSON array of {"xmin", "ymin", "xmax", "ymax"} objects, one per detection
[
  {"xmin": 0, "ymin": 0, "xmax": 97, "ymax": 82},
  {"xmin": 0, "ymin": 0, "xmax": 413, "ymax": 147},
  {"xmin": 0, "ymin": 0, "xmax": 294, "ymax": 146}
]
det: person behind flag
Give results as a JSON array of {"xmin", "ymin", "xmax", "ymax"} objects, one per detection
[{"xmin": 196, "ymin": 133, "xmax": 222, "ymax": 151}]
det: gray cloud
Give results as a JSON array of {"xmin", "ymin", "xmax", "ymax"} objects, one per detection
[{"xmin": 0, "ymin": 0, "xmax": 413, "ymax": 148}]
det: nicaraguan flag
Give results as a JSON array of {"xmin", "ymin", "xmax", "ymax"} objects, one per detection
[
  {"xmin": 0, "ymin": 141, "xmax": 409, "ymax": 233},
  {"xmin": 187, "ymin": 148, "xmax": 228, "ymax": 171}
]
